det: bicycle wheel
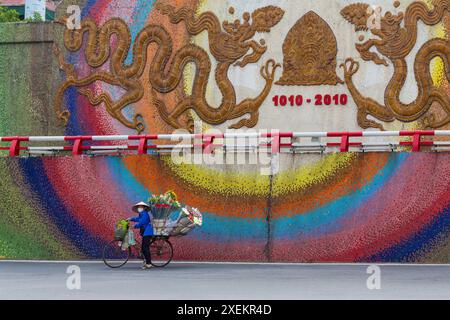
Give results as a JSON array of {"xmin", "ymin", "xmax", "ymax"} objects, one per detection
[
  {"xmin": 103, "ymin": 240, "xmax": 131, "ymax": 268},
  {"xmin": 149, "ymin": 238, "xmax": 173, "ymax": 267}
]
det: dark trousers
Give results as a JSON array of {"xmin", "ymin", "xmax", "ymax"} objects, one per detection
[{"xmin": 141, "ymin": 236, "xmax": 152, "ymax": 264}]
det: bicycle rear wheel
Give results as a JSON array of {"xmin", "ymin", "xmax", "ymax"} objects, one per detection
[
  {"xmin": 149, "ymin": 238, "xmax": 173, "ymax": 267},
  {"xmin": 103, "ymin": 240, "xmax": 131, "ymax": 268}
]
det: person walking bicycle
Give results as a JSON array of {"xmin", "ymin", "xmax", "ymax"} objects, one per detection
[{"xmin": 128, "ymin": 201, "xmax": 153, "ymax": 270}]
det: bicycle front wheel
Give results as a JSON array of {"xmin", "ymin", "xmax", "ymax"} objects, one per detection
[
  {"xmin": 103, "ymin": 240, "xmax": 131, "ymax": 268},
  {"xmin": 149, "ymin": 238, "xmax": 173, "ymax": 267}
]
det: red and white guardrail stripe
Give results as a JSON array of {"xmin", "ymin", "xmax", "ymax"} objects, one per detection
[{"xmin": 0, "ymin": 130, "xmax": 449, "ymax": 156}]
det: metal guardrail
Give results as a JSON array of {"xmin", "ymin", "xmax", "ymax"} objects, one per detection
[{"xmin": 0, "ymin": 130, "xmax": 449, "ymax": 156}]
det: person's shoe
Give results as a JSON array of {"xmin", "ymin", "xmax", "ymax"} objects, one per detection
[{"xmin": 141, "ymin": 264, "xmax": 152, "ymax": 270}]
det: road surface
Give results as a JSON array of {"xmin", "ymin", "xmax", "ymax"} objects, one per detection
[{"xmin": 0, "ymin": 261, "xmax": 449, "ymax": 299}]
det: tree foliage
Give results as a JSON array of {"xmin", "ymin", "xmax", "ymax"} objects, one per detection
[
  {"xmin": 25, "ymin": 11, "xmax": 43, "ymax": 22},
  {"xmin": 0, "ymin": 4, "xmax": 21, "ymax": 23}
]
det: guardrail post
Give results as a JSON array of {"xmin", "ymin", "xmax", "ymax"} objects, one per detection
[
  {"xmin": 203, "ymin": 133, "xmax": 223, "ymax": 155},
  {"xmin": 412, "ymin": 132, "xmax": 421, "ymax": 152},
  {"xmin": 138, "ymin": 136, "xmax": 148, "ymax": 155},
  {"xmin": 9, "ymin": 137, "xmax": 21, "ymax": 157},
  {"xmin": 270, "ymin": 132, "xmax": 281, "ymax": 154},
  {"xmin": 340, "ymin": 133, "xmax": 350, "ymax": 152},
  {"xmin": 401, "ymin": 130, "xmax": 434, "ymax": 152},
  {"xmin": 72, "ymin": 138, "xmax": 84, "ymax": 155}
]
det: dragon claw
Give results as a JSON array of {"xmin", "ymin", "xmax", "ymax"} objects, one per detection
[
  {"xmin": 340, "ymin": 58, "xmax": 360, "ymax": 77},
  {"xmin": 58, "ymin": 110, "xmax": 71, "ymax": 125},
  {"xmin": 133, "ymin": 114, "xmax": 145, "ymax": 134},
  {"xmin": 261, "ymin": 59, "xmax": 280, "ymax": 81},
  {"xmin": 357, "ymin": 110, "xmax": 386, "ymax": 131}
]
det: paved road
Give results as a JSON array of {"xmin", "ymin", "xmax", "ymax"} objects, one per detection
[{"xmin": 0, "ymin": 261, "xmax": 449, "ymax": 299}]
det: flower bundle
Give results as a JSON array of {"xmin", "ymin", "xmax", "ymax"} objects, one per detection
[
  {"xmin": 148, "ymin": 190, "xmax": 181, "ymax": 219},
  {"xmin": 148, "ymin": 190, "xmax": 181, "ymax": 207}
]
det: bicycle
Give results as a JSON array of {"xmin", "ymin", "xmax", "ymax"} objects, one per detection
[
  {"xmin": 103, "ymin": 205, "xmax": 200, "ymax": 268},
  {"xmin": 102, "ymin": 234, "xmax": 174, "ymax": 268}
]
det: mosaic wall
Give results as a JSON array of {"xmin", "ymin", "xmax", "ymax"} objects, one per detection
[
  {"xmin": 0, "ymin": 153, "xmax": 449, "ymax": 262},
  {"xmin": 0, "ymin": 0, "xmax": 449, "ymax": 262}
]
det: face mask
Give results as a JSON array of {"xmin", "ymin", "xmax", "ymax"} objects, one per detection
[{"xmin": 137, "ymin": 207, "xmax": 144, "ymax": 213}]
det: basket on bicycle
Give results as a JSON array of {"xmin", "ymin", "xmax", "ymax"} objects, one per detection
[
  {"xmin": 114, "ymin": 219, "xmax": 129, "ymax": 240},
  {"xmin": 151, "ymin": 203, "xmax": 181, "ymax": 235},
  {"xmin": 149, "ymin": 190, "xmax": 182, "ymax": 236},
  {"xmin": 167, "ymin": 206, "xmax": 202, "ymax": 237},
  {"xmin": 152, "ymin": 205, "xmax": 202, "ymax": 237}
]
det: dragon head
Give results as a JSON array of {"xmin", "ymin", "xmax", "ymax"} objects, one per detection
[
  {"xmin": 220, "ymin": 6, "xmax": 284, "ymax": 67},
  {"xmin": 251, "ymin": 6, "xmax": 285, "ymax": 33},
  {"xmin": 341, "ymin": 3, "xmax": 371, "ymax": 31},
  {"xmin": 341, "ymin": 2, "xmax": 405, "ymax": 45}
]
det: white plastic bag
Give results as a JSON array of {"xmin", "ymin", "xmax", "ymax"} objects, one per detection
[
  {"xmin": 128, "ymin": 230, "xmax": 136, "ymax": 246},
  {"xmin": 121, "ymin": 230, "xmax": 136, "ymax": 250}
]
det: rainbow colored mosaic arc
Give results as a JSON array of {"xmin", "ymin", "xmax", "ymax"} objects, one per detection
[
  {"xmin": 0, "ymin": 151, "xmax": 449, "ymax": 262},
  {"xmin": 0, "ymin": 0, "xmax": 449, "ymax": 262}
]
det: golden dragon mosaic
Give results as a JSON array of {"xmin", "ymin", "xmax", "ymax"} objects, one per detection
[
  {"xmin": 54, "ymin": 3, "xmax": 284, "ymax": 133},
  {"xmin": 340, "ymin": 0, "xmax": 449, "ymax": 130}
]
